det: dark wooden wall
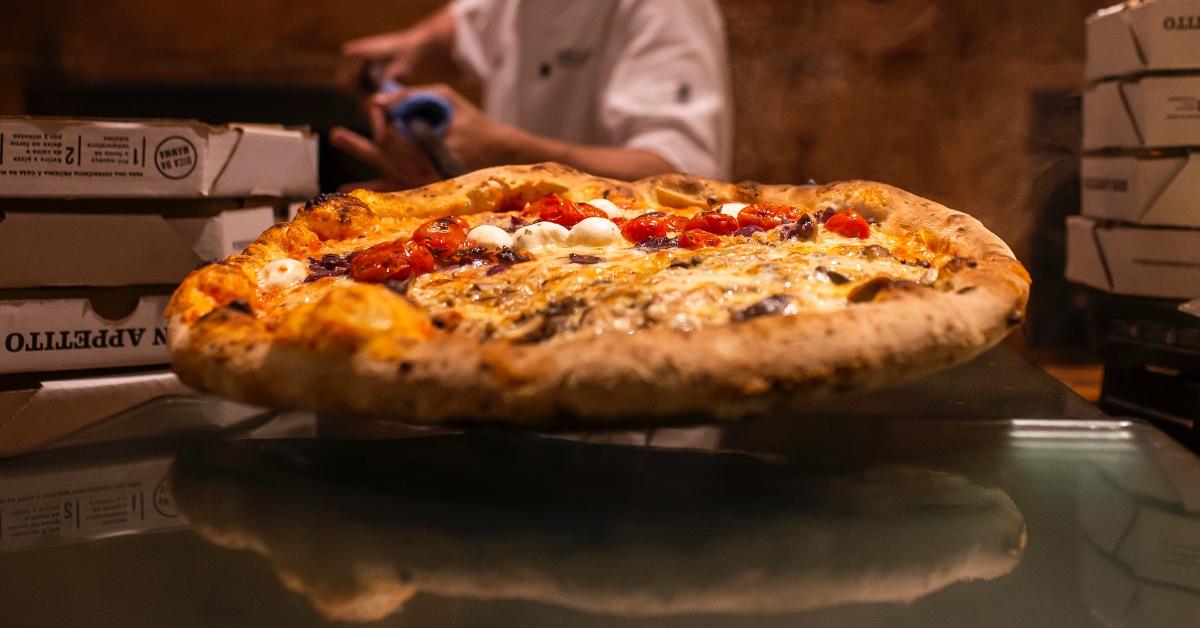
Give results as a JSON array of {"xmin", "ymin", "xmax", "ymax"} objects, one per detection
[{"xmin": 0, "ymin": 0, "xmax": 1112, "ymax": 260}]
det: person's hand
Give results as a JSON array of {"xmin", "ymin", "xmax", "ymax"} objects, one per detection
[
  {"xmin": 328, "ymin": 93, "xmax": 440, "ymax": 191},
  {"xmin": 378, "ymin": 84, "xmax": 517, "ymax": 169},
  {"xmin": 330, "ymin": 84, "xmax": 519, "ymax": 192},
  {"xmin": 335, "ymin": 30, "xmax": 423, "ymax": 97}
]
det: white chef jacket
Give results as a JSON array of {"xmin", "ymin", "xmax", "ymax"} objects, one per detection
[{"xmin": 451, "ymin": 0, "xmax": 733, "ymax": 179}]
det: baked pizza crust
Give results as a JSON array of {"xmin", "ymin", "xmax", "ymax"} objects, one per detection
[{"xmin": 167, "ymin": 163, "xmax": 1030, "ymax": 427}]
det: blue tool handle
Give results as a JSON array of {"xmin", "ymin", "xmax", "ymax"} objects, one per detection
[{"xmin": 379, "ymin": 79, "xmax": 454, "ymax": 139}]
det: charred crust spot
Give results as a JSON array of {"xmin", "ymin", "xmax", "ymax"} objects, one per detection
[
  {"xmin": 398, "ymin": 361, "xmax": 413, "ymax": 375},
  {"xmin": 226, "ymin": 299, "xmax": 253, "ymax": 314},
  {"xmin": 302, "ymin": 192, "xmax": 351, "ymax": 212},
  {"xmin": 956, "ymin": 286, "xmax": 977, "ymax": 294},
  {"xmin": 1006, "ymin": 310, "xmax": 1024, "ymax": 326},
  {"xmin": 943, "ymin": 257, "xmax": 979, "ymax": 273},
  {"xmin": 676, "ymin": 178, "xmax": 703, "ymax": 195}
]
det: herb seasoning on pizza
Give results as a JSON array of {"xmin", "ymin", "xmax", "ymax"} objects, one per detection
[{"xmin": 167, "ymin": 163, "xmax": 1030, "ymax": 427}]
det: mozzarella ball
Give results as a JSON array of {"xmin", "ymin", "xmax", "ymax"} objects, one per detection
[
  {"xmin": 584, "ymin": 198, "xmax": 623, "ymax": 219},
  {"xmin": 718, "ymin": 202, "xmax": 748, "ymax": 218},
  {"xmin": 257, "ymin": 258, "xmax": 307, "ymax": 291},
  {"xmin": 513, "ymin": 221, "xmax": 570, "ymax": 254},
  {"xmin": 567, "ymin": 216, "xmax": 623, "ymax": 247},
  {"xmin": 467, "ymin": 224, "xmax": 514, "ymax": 250}
]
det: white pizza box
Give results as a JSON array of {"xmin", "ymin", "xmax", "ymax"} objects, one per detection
[
  {"xmin": 1083, "ymin": 75, "xmax": 1200, "ymax": 150},
  {"xmin": 0, "ymin": 117, "xmax": 318, "ymax": 199},
  {"xmin": 1065, "ymin": 215, "xmax": 1200, "ymax": 299},
  {"xmin": 0, "ymin": 289, "xmax": 170, "ymax": 375},
  {"xmin": 0, "ymin": 203, "xmax": 273, "ymax": 289},
  {"xmin": 1086, "ymin": 1, "xmax": 1200, "ymax": 81},
  {"xmin": 1081, "ymin": 541, "xmax": 1200, "ymax": 627},
  {"xmin": 0, "ymin": 370, "xmax": 190, "ymax": 459},
  {"xmin": 1081, "ymin": 152, "xmax": 1200, "ymax": 226}
]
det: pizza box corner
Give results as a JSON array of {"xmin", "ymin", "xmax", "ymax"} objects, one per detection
[
  {"xmin": 0, "ymin": 288, "xmax": 171, "ymax": 375},
  {"xmin": 1081, "ymin": 152, "xmax": 1200, "ymax": 227},
  {"xmin": 1086, "ymin": 0, "xmax": 1200, "ymax": 81},
  {"xmin": 0, "ymin": 370, "xmax": 190, "ymax": 459},
  {"xmin": 0, "ymin": 116, "xmax": 318, "ymax": 199},
  {"xmin": 0, "ymin": 201, "xmax": 275, "ymax": 289},
  {"xmin": 1083, "ymin": 76, "xmax": 1200, "ymax": 150},
  {"xmin": 1066, "ymin": 214, "xmax": 1200, "ymax": 300}
]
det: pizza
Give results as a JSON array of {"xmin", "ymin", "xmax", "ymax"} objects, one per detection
[
  {"xmin": 170, "ymin": 435, "xmax": 1027, "ymax": 621},
  {"xmin": 167, "ymin": 163, "xmax": 1030, "ymax": 427}
]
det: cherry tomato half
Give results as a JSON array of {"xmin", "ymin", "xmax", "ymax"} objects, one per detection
[
  {"xmin": 824, "ymin": 209, "xmax": 871, "ymax": 239},
  {"xmin": 527, "ymin": 194, "xmax": 605, "ymax": 228},
  {"xmin": 620, "ymin": 213, "xmax": 673, "ymax": 243},
  {"xmin": 685, "ymin": 210, "xmax": 739, "ymax": 235},
  {"xmin": 412, "ymin": 216, "xmax": 469, "ymax": 256},
  {"xmin": 679, "ymin": 229, "xmax": 722, "ymax": 249},
  {"xmin": 737, "ymin": 204, "xmax": 804, "ymax": 231},
  {"xmin": 349, "ymin": 240, "xmax": 412, "ymax": 282}
]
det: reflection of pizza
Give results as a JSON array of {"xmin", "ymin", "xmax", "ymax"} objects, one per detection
[
  {"xmin": 170, "ymin": 436, "xmax": 1028, "ymax": 621},
  {"xmin": 167, "ymin": 163, "xmax": 1029, "ymax": 426}
]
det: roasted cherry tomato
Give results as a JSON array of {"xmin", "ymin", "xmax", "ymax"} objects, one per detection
[
  {"xmin": 349, "ymin": 240, "xmax": 412, "ymax": 282},
  {"xmin": 679, "ymin": 229, "xmax": 722, "ymax": 249},
  {"xmin": 620, "ymin": 213, "xmax": 673, "ymax": 243},
  {"xmin": 824, "ymin": 209, "xmax": 871, "ymax": 239},
  {"xmin": 663, "ymin": 214, "xmax": 690, "ymax": 232},
  {"xmin": 736, "ymin": 204, "xmax": 804, "ymax": 231},
  {"xmin": 685, "ymin": 210, "xmax": 739, "ymax": 235},
  {"xmin": 412, "ymin": 216, "xmax": 469, "ymax": 256},
  {"xmin": 527, "ymin": 194, "xmax": 605, "ymax": 228},
  {"xmin": 404, "ymin": 240, "xmax": 437, "ymax": 274}
]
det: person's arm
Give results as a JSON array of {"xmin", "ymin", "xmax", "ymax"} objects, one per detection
[
  {"xmin": 331, "ymin": 84, "xmax": 675, "ymax": 190},
  {"xmin": 335, "ymin": 5, "xmax": 458, "ymax": 95},
  {"xmin": 484, "ymin": 124, "xmax": 675, "ymax": 181}
]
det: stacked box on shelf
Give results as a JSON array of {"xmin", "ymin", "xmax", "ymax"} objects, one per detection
[
  {"xmin": 0, "ymin": 117, "xmax": 318, "ymax": 456},
  {"xmin": 1069, "ymin": 0, "xmax": 1200, "ymax": 300}
]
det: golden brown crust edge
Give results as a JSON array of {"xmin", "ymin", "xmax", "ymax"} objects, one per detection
[{"xmin": 168, "ymin": 163, "xmax": 1030, "ymax": 427}]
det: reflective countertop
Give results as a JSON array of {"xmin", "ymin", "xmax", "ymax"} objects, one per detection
[{"xmin": 1, "ymin": 346, "xmax": 1197, "ymax": 627}]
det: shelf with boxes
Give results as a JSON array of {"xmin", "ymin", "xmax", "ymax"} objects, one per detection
[
  {"xmin": 0, "ymin": 116, "xmax": 318, "ymax": 457},
  {"xmin": 1070, "ymin": 1, "xmax": 1200, "ymax": 301}
]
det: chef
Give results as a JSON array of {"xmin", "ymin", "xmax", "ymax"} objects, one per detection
[{"xmin": 332, "ymin": 0, "xmax": 733, "ymax": 190}]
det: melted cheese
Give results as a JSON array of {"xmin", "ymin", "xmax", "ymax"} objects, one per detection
[
  {"xmin": 407, "ymin": 228, "xmax": 937, "ymax": 342},
  {"xmin": 261, "ymin": 209, "xmax": 952, "ymax": 346}
]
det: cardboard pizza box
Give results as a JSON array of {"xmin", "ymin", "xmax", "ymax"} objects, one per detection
[
  {"xmin": 1086, "ymin": 1, "xmax": 1200, "ymax": 81},
  {"xmin": 0, "ymin": 289, "xmax": 170, "ymax": 374},
  {"xmin": 1083, "ymin": 76, "xmax": 1200, "ymax": 150},
  {"xmin": 0, "ymin": 117, "xmax": 318, "ymax": 199},
  {"xmin": 1081, "ymin": 152, "xmax": 1200, "ymax": 227},
  {"xmin": 0, "ymin": 370, "xmax": 190, "ymax": 459},
  {"xmin": 0, "ymin": 203, "xmax": 274, "ymax": 289},
  {"xmin": 1066, "ymin": 215, "xmax": 1200, "ymax": 299}
]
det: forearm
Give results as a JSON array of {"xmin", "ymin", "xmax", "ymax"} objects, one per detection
[{"xmin": 488, "ymin": 126, "xmax": 676, "ymax": 181}]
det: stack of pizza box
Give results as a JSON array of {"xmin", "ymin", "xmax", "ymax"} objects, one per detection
[
  {"xmin": 1067, "ymin": 0, "xmax": 1200, "ymax": 299},
  {"xmin": 0, "ymin": 116, "xmax": 318, "ymax": 457}
]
